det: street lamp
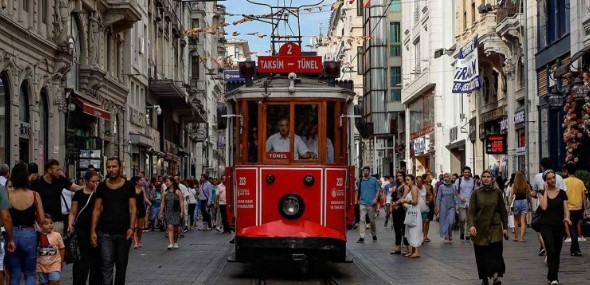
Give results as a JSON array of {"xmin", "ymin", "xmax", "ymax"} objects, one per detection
[
  {"xmin": 570, "ymin": 76, "xmax": 589, "ymax": 103},
  {"xmin": 146, "ymin": 105, "xmax": 162, "ymax": 115},
  {"xmin": 548, "ymin": 86, "xmax": 565, "ymax": 109}
]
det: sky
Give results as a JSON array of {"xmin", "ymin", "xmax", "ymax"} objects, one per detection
[{"xmin": 222, "ymin": 0, "xmax": 334, "ymax": 58}]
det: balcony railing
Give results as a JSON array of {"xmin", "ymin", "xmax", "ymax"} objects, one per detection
[{"xmin": 497, "ymin": 0, "xmax": 521, "ymax": 25}]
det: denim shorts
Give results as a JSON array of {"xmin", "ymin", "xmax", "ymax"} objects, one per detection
[
  {"xmin": 38, "ymin": 271, "xmax": 61, "ymax": 283},
  {"xmin": 512, "ymin": 199, "xmax": 529, "ymax": 214}
]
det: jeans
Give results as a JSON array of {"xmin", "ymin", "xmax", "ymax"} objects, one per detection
[
  {"xmin": 188, "ymin": 203, "xmax": 197, "ymax": 227},
  {"xmin": 359, "ymin": 204, "xmax": 376, "ymax": 238},
  {"xmin": 98, "ymin": 231, "xmax": 132, "ymax": 285},
  {"xmin": 5, "ymin": 227, "xmax": 37, "ymax": 285},
  {"xmin": 73, "ymin": 229, "xmax": 101, "ymax": 285},
  {"xmin": 569, "ymin": 209, "xmax": 583, "ymax": 254},
  {"xmin": 199, "ymin": 200, "xmax": 211, "ymax": 228}
]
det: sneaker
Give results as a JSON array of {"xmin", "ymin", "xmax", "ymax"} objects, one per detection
[
  {"xmin": 550, "ymin": 280, "xmax": 559, "ymax": 285},
  {"xmin": 372, "ymin": 235, "xmax": 377, "ymax": 241},
  {"xmin": 366, "ymin": 224, "xmax": 370, "ymax": 229},
  {"xmin": 167, "ymin": 244, "xmax": 173, "ymax": 250},
  {"xmin": 579, "ymin": 236, "xmax": 587, "ymax": 242},
  {"xmin": 564, "ymin": 237, "xmax": 571, "ymax": 243},
  {"xmin": 173, "ymin": 243, "xmax": 179, "ymax": 249},
  {"xmin": 384, "ymin": 222, "xmax": 388, "ymax": 227},
  {"xmin": 182, "ymin": 228, "xmax": 189, "ymax": 233},
  {"xmin": 460, "ymin": 234, "xmax": 465, "ymax": 240},
  {"xmin": 357, "ymin": 238, "xmax": 365, "ymax": 243},
  {"xmin": 571, "ymin": 251, "xmax": 582, "ymax": 256},
  {"xmin": 215, "ymin": 226, "xmax": 222, "ymax": 233},
  {"xmin": 465, "ymin": 236, "xmax": 470, "ymax": 241},
  {"xmin": 538, "ymin": 248, "xmax": 546, "ymax": 256}
]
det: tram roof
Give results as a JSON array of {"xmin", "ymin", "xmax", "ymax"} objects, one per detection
[{"xmin": 224, "ymin": 76, "xmax": 355, "ymax": 101}]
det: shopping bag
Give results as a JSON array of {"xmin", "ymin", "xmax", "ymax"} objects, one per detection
[
  {"xmin": 63, "ymin": 232, "xmax": 81, "ymax": 264},
  {"xmin": 404, "ymin": 205, "xmax": 419, "ymax": 227},
  {"xmin": 507, "ymin": 214, "xmax": 515, "ymax": 229}
]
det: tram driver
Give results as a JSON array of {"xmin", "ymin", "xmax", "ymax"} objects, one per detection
[{"xmin": 266, "ymin": 118, "xmax": 317, "ymax": 160}]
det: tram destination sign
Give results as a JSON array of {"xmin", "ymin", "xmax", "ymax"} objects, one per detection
[{"xmin": 257, "ymin": 42, "xmax": 323, "ymax": 74}]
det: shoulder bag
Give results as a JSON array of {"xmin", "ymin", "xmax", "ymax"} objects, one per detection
[{"xmin": 63, "ymin": 191, "xmax": 94, "ymax": 264}]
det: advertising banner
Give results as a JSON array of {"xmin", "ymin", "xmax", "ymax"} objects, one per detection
[{"xmin": 452, "ymin": 36, "xmax": 481, "ymax": 93}]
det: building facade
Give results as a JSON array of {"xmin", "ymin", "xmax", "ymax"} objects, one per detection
[
  {"xmin": 361, "ymin": 0, "xmax": 404, "ymax": 176},
  {"xmin": 452, "ymin": 0, "xmax": 526, "ymax": 178},
  {"xmin": 401, "ymin": 0, "xmax": 460, "ymax": 176},
  {"xmin": 0, "ymin": 0, "xmax": 140, "ymax": 178}
]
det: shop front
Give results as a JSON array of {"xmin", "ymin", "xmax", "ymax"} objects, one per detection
[
  {"xmin": 410, "ymin": 131, "xmax": 434, "ymax": 176},
  {"xmin": 65, "ymin": 92, "xmax": 112, "ymax": 180},
  {"xmin": 480, "ymin": 106, "xmax": 506, "ymax": 177},
  {"xmin": 407, "ymin": 92, "xmax": 434, "ymax": 175}
]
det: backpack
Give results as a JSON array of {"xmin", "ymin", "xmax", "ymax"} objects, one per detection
[{"xmin": 456, "ymin": 177, "xmax": 476, "ymax": 196}]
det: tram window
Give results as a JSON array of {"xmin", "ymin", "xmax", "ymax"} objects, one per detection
[
  {"xmin": 266, "ymin": 104, "xmax": 315, "ymax": 160},
  {"xmin": 247, "ymin": 101, "xmax": 258, "ymax": 163},
  {"xmin": 296, "ymin": 104, "xmax": 322, "ymax": 162}
]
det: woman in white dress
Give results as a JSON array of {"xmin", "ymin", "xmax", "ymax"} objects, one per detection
[{"xmin": 396, "ymin": 174, "xmax": 423, "ymax": 258}]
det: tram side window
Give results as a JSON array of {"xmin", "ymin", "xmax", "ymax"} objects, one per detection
[
  {"xmin": 325, "ymin": 102, "xmax": 336, "ymax": 164},
  {"xmin": 247, "ymin": 101, "xmax": 259, "ymax": 163},
  {"xmin": 296, "ymin": 104, "xmax": 324, "ymax": 163}
]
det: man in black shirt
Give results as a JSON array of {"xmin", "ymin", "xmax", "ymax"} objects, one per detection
[
  {"xmin": 32, "ymin": 159, "xmax": 84, "ymax": 235},
  {"xmin": 90, "ymin": 157, "xmax": 136, "ymax": 285}
]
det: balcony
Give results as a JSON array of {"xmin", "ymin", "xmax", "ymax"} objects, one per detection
[
  {"xmin": 100, "ymin": 0, "xmax": 142, "ymax": 33},
  {"xmin": 496, "ymin": 0, "xmax": 521, "ymax": 40},
  {"xmin": 496, "ymin": 0, "xmax": 521, "ymax": 26}
]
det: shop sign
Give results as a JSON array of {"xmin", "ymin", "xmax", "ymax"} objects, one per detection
[
  {"xmin": 516, "ymin": 147, "xmax": 526, "ymax": 156},
  {"xmin": 19, "ymin": 122, "xmax": 31, "ymax": 139},
  {"xmin": 481, "ymin": 107, "xmax": 506, "ymax": 123},
  {"xmin": 413, "ymin": 137, "xmax": 430, "ymax": 154},
  {"xmin": 500, "ymin": 118, "xmax": 508, "ymax": 131},
  {"xmin": 514, "ymin": 110, "xmax": 525, "ymax": 125},
  {"xmin": 485, "ymin": 134, "xmax": 507, "ymax": 154}
]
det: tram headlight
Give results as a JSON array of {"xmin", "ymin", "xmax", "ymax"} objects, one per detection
[{"xmin": 279, "ymin": 194, "xmax": 305, "ymax": 219}]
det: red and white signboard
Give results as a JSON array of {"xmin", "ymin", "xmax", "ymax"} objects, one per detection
[
  {"xmin": 266, "ymin": 152, "xmax": 290, "ymax": 160},
  {"xmin": 257, "ymin": 42, "xmax": 323, "ymax": 74}
]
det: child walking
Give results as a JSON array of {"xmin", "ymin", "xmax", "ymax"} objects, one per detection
[{"xmin": 37, "ymin": 214, "xmax": 65, "ymax": 285}]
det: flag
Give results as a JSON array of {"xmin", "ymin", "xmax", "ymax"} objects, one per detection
[
  {"xmin": 332, "ymin": 0, "xmax": 343, "ymax": 11},
  {"xmin": 363, "ymin": 0, "xmax": 371, "ymax": 8}
]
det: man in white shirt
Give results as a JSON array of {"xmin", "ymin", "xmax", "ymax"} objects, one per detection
[
  {"xmin": 215, "ymin": 176, "xmax": 231, "ymax": 233},
  {"xmin": 304, "ymin": 123, "xmax": 334, "ymax": 164},
  {"xmin": 0, "ymin": 164, "xmax": 8, "ymax": 186},
  {"xmin": 266, "ymin": 118, "xmax": 315, "ymax": 160}
]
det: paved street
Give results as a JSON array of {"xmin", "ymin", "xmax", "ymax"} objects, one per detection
[{"xmin": 61, "ymin": 213, "xmax": 590, "ymax": 284}]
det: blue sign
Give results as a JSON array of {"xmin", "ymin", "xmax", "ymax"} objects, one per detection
[
  {"xmin": 223, "ymin": 70, "xmax": 244, "ymax": 82},
  {"xmin": 452, "ymin": 36, "xmax": 481, "ymax": 93}
]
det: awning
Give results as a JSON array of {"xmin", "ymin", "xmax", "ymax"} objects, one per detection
[
  {"xmin": 74, "ymin": 95, "xmax": 112, "ymax": 120},
  {"xmin": 554, "ymin": 45, "xmax": 590, "ymax": 78}
]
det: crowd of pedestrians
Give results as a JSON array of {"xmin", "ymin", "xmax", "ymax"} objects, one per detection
[
  {"xmin": 0, "ymin": 158, "xmax": 230, "ymax": 285},
  {"xmin": 354, "ymin": 157, "xmax": 589, "ymax": 285}
]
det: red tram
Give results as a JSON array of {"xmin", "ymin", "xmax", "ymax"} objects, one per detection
[{"xmin": 218, "ymin": 42, "xmax": 358, "ymax": 265}]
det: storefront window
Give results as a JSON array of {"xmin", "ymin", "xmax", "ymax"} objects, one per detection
[
  {"xmin": 19, "ymin": 82, "xmax": 31, "ymax": 163},
  {"xmin": 0, "ymin": 73, "xmax": 9, "ymax": 163}
]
